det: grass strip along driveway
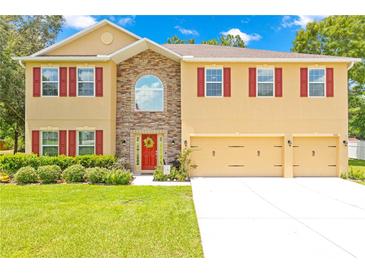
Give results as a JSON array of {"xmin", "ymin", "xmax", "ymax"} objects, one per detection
[
  {"xmin": 0, "ymin": 184, "xmax": 203, "ymax": 258},
  {"xmin": 349, "ymin": 159, "xmax": 365, "ymax": 185}
]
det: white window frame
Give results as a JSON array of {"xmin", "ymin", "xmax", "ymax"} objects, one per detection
[
  {"xmin": 41, "ymin": 67, "xmax": 59, "ymax": 97},
  {"xmin": 77, "ymin": 67, "xmax": 95, "ymax": 97},
  {"xmin": 256, "ymin": 67, "xmax": 275, "ymax": 98},
  {"xmin": 77, "ymin": 130, "xmax": 96, "ymax": 155},
  {"xmin": 41, "ymin": 130, "xmax": 59, "ymax": 156},
  {"xmin": 205, "ymin": 67, "xmax": 224, "ymax": 97},
  {"xmin": 308, "ymin": 68, "xmax": 326, "ymax": 98},
  {"xmin": 134, "ymin": 75, "xmax": 164, "ymax": 112}
]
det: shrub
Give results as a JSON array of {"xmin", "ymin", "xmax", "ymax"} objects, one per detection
[
  {"xmin": 348, "ymin": 168, "xmax": 365, "ymax": 180},
  {"xmin": 38, "ymin": 165, "xmax": 62, "ymax": 184},
  {"xmin": 76, "ymin": 155, "xmax": 116, "ymax": 169},
  {"xmin": 0, "ymin": 153, "xmax": 40, "ymax": 174},
  {"xmin": 62, "ymin": 164, "xmax": 86, "ymax": 183},
  {"xmin": 105, "ymin": 169, "xmax": 133, "ymax": 185},
  {"xmin": 0, "ymin": 154, "xmax": 117, "ymax": 174},
  {"xmin": 14, "ymin": 166, "xmax": 39, "ymax": 184},
  {"xmin": 85, "ymin": 167, "xmax": 109, "ymax": 184},
  {"xmin": 153, "ymin": 166, "xmax": 168, "ymax": 181}
]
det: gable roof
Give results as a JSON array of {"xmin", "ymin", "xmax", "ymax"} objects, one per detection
[
  {"xmin": 164, "ymin": 44, "xmax": 361, "ymax": 63},
  {"xmin": 30, "ymin": 19, "xmax": 141, "ymax": 57},
  {"xmin": 110, "ymin": 38, "xmax": 181, "ymax": 63}
]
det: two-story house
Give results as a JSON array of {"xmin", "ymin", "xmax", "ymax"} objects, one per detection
[{"xmin": 15, "ymin": 19, "xmax": 360, "ymax": 177}]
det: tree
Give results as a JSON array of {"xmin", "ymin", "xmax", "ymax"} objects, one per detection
[
  {"xmin": 167, "ymin": 34, "xmax": 246, "ymax": 48},
  {"xmin": 292, "ymin": 16, "xmax": 365, "ymax": 91},
  {"xmin": 0, "ymin": 16, "xmax": 64, "ymax": 153},
  {"xmin": 219, "ymin": 34, "xmax": 245, "ymax": 48}
]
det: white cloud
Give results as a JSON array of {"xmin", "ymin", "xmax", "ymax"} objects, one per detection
[
  {"xmin": 175, "ymin": 26, "xmax": 199, "ymax": 36},
  {"xmin": 64, "ymin": 16, "xmax": 97, "ymax": 30},
  {"xmin": 221, "ymin": 28, "xmax": 262, "ymax": 44},
  {"xmin": 118, "ymin": 16, "xmax": 136, "ymax": 27},
  {"xmin": 281, "ymin": 15, "xmax": 326, "ymax": 29}
]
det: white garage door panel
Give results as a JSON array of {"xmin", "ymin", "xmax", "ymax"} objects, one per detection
[{"xmin": 191, "ymin": 137, "xmax": 284, "ymax": 177}]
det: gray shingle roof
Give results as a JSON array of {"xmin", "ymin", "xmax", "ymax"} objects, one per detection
[{"xmin": 163, "ymin": 44, "xmax": 352, "ymax": 59}]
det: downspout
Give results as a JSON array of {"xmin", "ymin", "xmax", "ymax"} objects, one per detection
[{"xmin": 18, "ymin": 59, "xmax": 25, "ymax": 68}]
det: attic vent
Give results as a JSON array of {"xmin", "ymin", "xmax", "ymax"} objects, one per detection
[{"xmin": 101, "ymin": 32, "xmax": 114, "ymax": 45}]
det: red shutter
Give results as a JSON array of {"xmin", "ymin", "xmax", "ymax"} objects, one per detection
[
  {"xmin": 300, "ymin": 68, "xmax": 308, "ymax": 97},
  {"xmin": 223, "ymin": 67, "xmax": 231, "ymax": 97},
  {"xmin": 68, "ymin": 130, "xmax": 76, "ymax": 156},
  {"xmin": 197, "ymin": 67, "xmax": 205, "ymax": 97},
  {"xmin": 275, "ymin": 68, "xmax": 283, "ymax": 97},
  {"xmin": 59, "ymin": 130, "xmax": 67, "ymax": 155},
  {"xmin": 249, "ymin": 68, "xmax": 256, "ymax": 97},
  {"xmin": 95, "ymin": 67, "xmax": 103, "ymax": 97},
  {"xmin": 69, "ymin": 67, "xmax": 76, "ymax": 97},
  {"xmin": 326, "ymin": 68, "xmax": 334, "ymax": 97},
  {"xmin": 33, "ymin": 67, "xmax": 41, "ymax": 97},
  {"xmin": 59, "ymin": 67, "xmax": 67, "ymax": 97},
  {"xmin": 32, "ymin": 130, "xmax": 40, "ymax": 155},
  {"xmin": 95, "ymin": 130, "xmax": 103, "ymax": 155}
]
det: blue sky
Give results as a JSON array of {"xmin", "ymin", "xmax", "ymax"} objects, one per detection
[{"xmin": 59, "ymin": 15, "xmax": 325, "ymax": 52}]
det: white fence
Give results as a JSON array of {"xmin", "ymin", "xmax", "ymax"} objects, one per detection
[{"xmin": 348, "ymin": 140, "xmax": 365, "ymax": 160}]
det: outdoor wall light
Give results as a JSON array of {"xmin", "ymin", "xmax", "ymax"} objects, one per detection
[
  {"xmin": 122, "ymin": 140, "xmax": 126, "ymax": 144},
  {"xmin": 184, "ymin": 140, "xmax": 188, "ymax": 147},
  {"xmin": 288, "ymin": 140, "xmax": 292, "ymax": 147},
  {"xmin": 343, "ymin": 140, "xmax": 348, "ymax": 146},
  {"xmin": 171, "ymin": 140, "xmax": 175, "ymax": 145}
]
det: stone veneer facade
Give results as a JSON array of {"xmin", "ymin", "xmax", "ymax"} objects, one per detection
[{"xmin": 116, "ymin": 49, "xmax": 181, "ymax": 173}]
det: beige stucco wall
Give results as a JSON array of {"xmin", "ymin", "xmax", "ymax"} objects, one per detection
[
  {"xmin": 24, "ymin": 61, "xmax": 117, "ymax": 155},
  {"xmin": 46, "ymin": 24, "xmax": 138, "ymax": 56},
  {"xmin": 181, "ymin": 62, "xmax": 349, "ymax": 176}
]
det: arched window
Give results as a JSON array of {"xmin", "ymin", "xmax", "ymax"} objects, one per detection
[{"xmin": 135, "ymin": 75, "xmax": 164, "ymax": 111}]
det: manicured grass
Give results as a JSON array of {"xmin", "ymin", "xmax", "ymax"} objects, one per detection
[
  {"xmin": 0, "ymin": 184, "xmax": 203, "ymax": 258},
  {"xmin": 349, "ymin": 159, "xmax": 365, "ymax": 185}
]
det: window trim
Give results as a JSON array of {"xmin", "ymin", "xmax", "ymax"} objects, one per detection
[
  {"xmin": 134, "ymin": 75, "xmax": 164, "ymax": 112},
  {"xmin": 77, "ymin": 130, "xmax": 96, "ymax": 156},
  {"xmin": 256, "ymin": 67, "xmax": 275, "ymax": 98},
  {"xmin": 77, "ymin": 67, "xmax": 95, "ymax": 97},
  {"xmin": 41, "ymin": 67, "xmax": 59, "ymax": 97},
  {"xmin": 308, "ymin": 67, "xmax": 326, "ymax": 98},
  {"xmin": 40, "ymin": 130, "xmax": 59, "ymax": 156},
  {"xmin": 205, "ymin": 67, "xmax": 224, "ymax": 97}
]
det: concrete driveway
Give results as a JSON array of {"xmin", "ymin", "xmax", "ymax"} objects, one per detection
[{"xmin": 191, "ymin": 177, "xmax": 365, "ymax": 261}]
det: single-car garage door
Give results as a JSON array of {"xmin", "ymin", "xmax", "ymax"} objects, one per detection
[
  {"xmin": 190, "ymin": 137, "xmax": 284, "ymax": 177},
  {"xmin": 293, "ymin": 137, "xmax": 338, "ymax": 177}
]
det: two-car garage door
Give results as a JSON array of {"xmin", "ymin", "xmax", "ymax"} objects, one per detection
[
  {"xmin": 190, "ymin": 136, "xmax": 338, "ymax": 177},
  {"xmin": 190, "ymin": 137, "xmax": 284, "ymax": 177}
]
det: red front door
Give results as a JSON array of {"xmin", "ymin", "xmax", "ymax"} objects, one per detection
[{"xmin": 141, "ymin": 134, "xmax": 158, "ymax": 170}]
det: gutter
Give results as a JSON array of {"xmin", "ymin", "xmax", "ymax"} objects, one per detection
[
  {"xmin": 13, "ymin": 55, "xmax": 111, "ymax": 62},
  {"xmin": 182, "ymin": 57, "xmax": 362, "ymax": 63}
]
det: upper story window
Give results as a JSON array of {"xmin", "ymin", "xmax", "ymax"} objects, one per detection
[
  {"xmin": 205, "ymin": 68, "xmax": 223, "ymax": 97},
  {"xmin": 309, "ymin": 68, "xmax": 325, "ymax": 97},
  {"xmin": 257, "ymin": 68, "xmax": 274, "ymax": 97},
  {"xmin": 78, "ymin": 131, "xmax": 95, "ymax": 155},
  {"xmin": 78, "ymin": 68, "xmax": 95, "ymax": 96},
  {"xmin": 42, "ymin": 68, "xmax": 59, "ymax": 96},
  {"xmin": 41, "ymin": 131, "xmax": 58, "ymax": 156},
  {"xmin": 135, "ymin": 75, "xmax": 164, "ymax": 111}
]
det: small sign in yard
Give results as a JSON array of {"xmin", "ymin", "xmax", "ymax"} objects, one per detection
[{"xmin": 163, "ymin": 165, "xmax": 171, "ymax": 175}]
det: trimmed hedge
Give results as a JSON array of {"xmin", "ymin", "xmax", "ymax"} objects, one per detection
[
  {"xmin": 14, "ymin": 166, "xmax": 39, "ymax": 184},
  {"xmin": 38, "ymin": 165, "xmax": 62, "ymax": 184},
  {"xmin": 62, "ymin": 164, "xmax": 86, "ymax": 183},
  {"xmin": 0, "ymin": 154, "xmax": 116, "ymax": 174},
  {"xmin": 85, "ymin": 167, "xmax": 109, "ymax": 184}
]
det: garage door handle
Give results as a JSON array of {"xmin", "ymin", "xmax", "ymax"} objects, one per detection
[
  {"xmin": 212, "ymin": 150, "xmax": 215, "ymax": 157},
  {"xmin": 312, "ymin": 150, "xmax": 315, "ymax": 157},
  {"xmin": 257, "ymin": 150, "xmax": 260, "ymax": 157}
]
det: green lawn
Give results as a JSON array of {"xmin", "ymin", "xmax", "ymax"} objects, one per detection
[
  {"xmin": 349, "ymin": 159, "xmax": 365, "ymax": 185},
  {"xmin": 0, "ymin": 184, "xmax": 203, "ymax": 258}
]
